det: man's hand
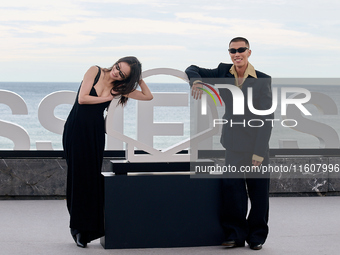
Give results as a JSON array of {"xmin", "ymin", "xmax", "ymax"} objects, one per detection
[{"xmin": 191, "ymin": 81, "xmax": 203, "ymax": 100}]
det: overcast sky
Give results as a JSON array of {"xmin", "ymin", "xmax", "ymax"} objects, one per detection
[{"xmin": 0, "ymin": 0, "xmax": 339, "ymax": 82}]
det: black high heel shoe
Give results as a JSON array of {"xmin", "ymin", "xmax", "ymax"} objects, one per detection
[
  {"xmin": 70, "ymin": 229, "xmax": 88, "ymax": 248},
  {"xmin": 75, "ymin": 233, "xmax": 87, "ymax": 248}
]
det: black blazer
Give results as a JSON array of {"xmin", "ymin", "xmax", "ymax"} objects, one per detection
[{"xmin": 185, "ymin": 63, "xmax": 273, "ymax": 158}]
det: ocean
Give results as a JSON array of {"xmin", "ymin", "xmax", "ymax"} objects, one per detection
[{"xmin": 1, "ymin": 82, "xmax": 340, "ymax": 150}]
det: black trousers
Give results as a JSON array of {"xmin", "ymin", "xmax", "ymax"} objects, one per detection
[{"xmin": 221, "ymin": 150, "xmax": 270, "ymax": 245}]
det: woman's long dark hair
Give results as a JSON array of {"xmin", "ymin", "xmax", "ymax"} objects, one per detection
[{"xmin": 104, "ymin": 56, "xmax": 142, "ymax": 106}]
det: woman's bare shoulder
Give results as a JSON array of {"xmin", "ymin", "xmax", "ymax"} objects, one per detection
[{"xmin": 83, "ymin": 66, "xmax": 101, "ymax": 79}]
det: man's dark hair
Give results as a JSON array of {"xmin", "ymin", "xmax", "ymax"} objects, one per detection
[{"xmin": 229, "ymin": 37, "xmax": 250, "ymax": 48}]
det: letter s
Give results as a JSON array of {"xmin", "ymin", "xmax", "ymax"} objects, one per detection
[
  {"xmin": 0, "ymin": 90, "xmax": 30, "ymax": 150},
  {"xmin": 37, "ymin": 91, "xmax": 76, "ymax": 150}
]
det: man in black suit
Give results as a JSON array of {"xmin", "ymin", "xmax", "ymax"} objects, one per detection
[{"xmin": 185, "ymin": 37, "xmax": 273, "ymax": 250}]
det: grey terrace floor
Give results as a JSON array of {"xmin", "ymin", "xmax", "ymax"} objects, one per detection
[{"xmin": 1, "ymin": 196, "xmax": 340, "ymax": 255}]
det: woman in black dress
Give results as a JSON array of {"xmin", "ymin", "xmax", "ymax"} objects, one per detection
[{"xmin": 63, "ymin": 56, "xmax": 153, "ymax": 248}]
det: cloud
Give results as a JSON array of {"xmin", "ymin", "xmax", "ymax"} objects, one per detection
[
  {"xmin": 78, "ymin": 0, "xmax": 166, "ymax": 5},
  {"xmin": 0, "ymin": 43, "xmax": 186, "ymax": 62},
  {"xmin": 100, "ymin": 45, "xmax": 185, "ymax": 50},
  {"xmin": 0, "ymin": 16, "xmax": 222, "ymax": 55},
  {"xmin": 0, "ymin": 0, "xmax": 93, "ymax": 21},
  {"xmin": 175, "ymin": 12, "xmax": 340, "ymax": 50},
  {"xmin": 1, "ymin": 0, "xmax": 340, "ymax": 81},
  {"xmin": 28, "ymin": 17, "xmax": 222, "ymax": 37}
]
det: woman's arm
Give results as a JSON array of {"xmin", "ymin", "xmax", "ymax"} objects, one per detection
[
  {"xmin": 78, "ymin": 66, "xmax": 114, "ymax": 105},
  {"xmin": 125, "ymin": 79, "xmax": 153, "ymax": 101}
]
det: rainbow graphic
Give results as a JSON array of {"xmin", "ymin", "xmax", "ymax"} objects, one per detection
[{"xmin": 197, "ymin": 82, "xmax": 223, "ymax": 106}]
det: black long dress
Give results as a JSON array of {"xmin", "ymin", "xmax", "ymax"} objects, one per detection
[{"xmin": 63, "ymin": 67, "xmax": 110, "ymax": 242}]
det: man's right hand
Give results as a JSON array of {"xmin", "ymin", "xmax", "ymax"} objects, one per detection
[{"xmin": 191, "ymin": 81, "xmax": 203, "ymax": 100}]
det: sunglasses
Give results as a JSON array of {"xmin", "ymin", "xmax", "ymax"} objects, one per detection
[
  {"xmin": 114, "ymin": 63, "xmax": 126, "ymax": 79},
  {"xmin": 228, "ymin": 47, "xmax": 248, "ymax": 54}
]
